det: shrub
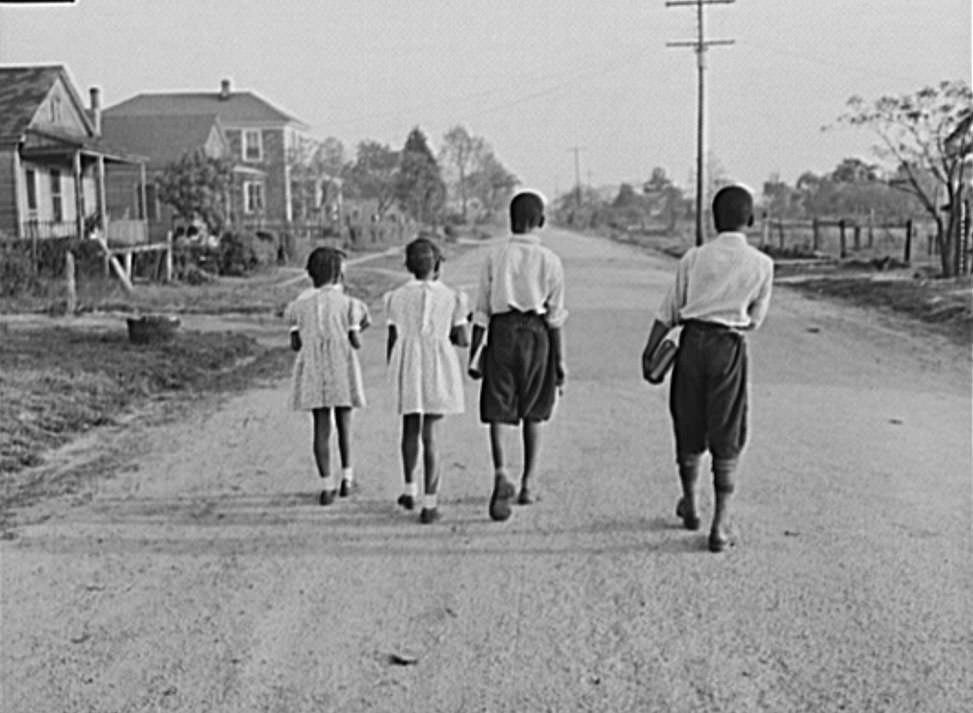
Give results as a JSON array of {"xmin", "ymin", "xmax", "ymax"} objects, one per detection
[{"xmin": 0, "ymin": 245, "xmax": 37, "ymax": 296}]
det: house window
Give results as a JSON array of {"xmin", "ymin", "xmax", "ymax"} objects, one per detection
[
  {"xmin": 243, "ymin": 130, "xmax": 262, "ymax": 162},
  {"xmin": 49, "ymin": 95, "xmax": 62, "ymax": 123},
  {"xmin": 244, "ymin": 182, "xmax": 264, "ymax": 214},
  {"xmin": 50, "ymin": 170, "xmax": 63, "ymax": 222},
  {"xmin": 25, "ymin": 169, "xmax": 38, "ymax": 212}
]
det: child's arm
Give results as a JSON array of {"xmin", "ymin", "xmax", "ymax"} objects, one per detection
[
  {"xmin": 450, "ymin": 290, "xmax": 470, "ymax": 347},
  {"xmin": 468, "ymin": 325, "xmax": 485, "ymax": 379},
  {"xmin": 386, "ymin": 325, "xmax": 397, "ymax": 363},
  {"xmin": 289, "ymin": 329, "xmax": 302, "ymax": 352},
  {"xmin": 548, "ymin": 326, "xmax": 566, "ymax": 389},
  {"xmin": 284, "ymin": 299, "xmax": 301, "ymax": 351}
]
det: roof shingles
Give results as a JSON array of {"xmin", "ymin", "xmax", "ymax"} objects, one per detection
[{"xmin": 104, "ymin": 90, "xmax": 307, "ymax": 128}]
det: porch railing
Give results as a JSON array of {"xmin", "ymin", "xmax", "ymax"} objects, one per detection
[{"xmin": 21, "ymin": 219, "xmax": 76, "ymax": 240}]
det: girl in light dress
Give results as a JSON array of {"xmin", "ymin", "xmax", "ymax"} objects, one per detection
[
  {"xmin": 384, "ymin": 238, "xmax": 469, "ymax": 523},
  {"xmin": 286, "ymin": 246, "xmax": 370, "ymax": 505}
]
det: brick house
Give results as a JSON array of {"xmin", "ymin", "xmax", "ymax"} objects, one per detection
[
  {"xmin": 100, "ymin": 113, "xmax": 266, "ymax": 242},
  {"xmin": 0, "ymin": 65, "xmax": 145, "ymax": 243},
  {"xmin": 103, "ymin": 79, "xmax": 314, "ymax": 232}
]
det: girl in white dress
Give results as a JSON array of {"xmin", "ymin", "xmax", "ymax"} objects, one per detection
[
  {"xmin": 384, "ymin": 238, "xmax": 468, "ymax": 523},
  {"xmin": 286, "ymin": 247, "xmax": 370, "ymax": 505}
]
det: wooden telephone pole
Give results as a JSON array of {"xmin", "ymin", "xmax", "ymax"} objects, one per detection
[{"xmin": 666, "ymin": 0, "xmax": 735, "ymax": 246}]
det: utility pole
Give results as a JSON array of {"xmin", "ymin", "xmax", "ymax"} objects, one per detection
[
  {"xmin": 569, "ymin": 145, "xmax": 585, "ymax": 208},
  {"xmin": 666, "ymin": 0, "xmax": 734, "ymax": 246}
]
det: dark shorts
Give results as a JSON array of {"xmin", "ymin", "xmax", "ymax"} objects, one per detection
[
  {"xmin": 479, "ymin": 311, "xmax": 557, "ymax": 425},
  {"xmin": 669, "ymin": 320, "xmax": 748, "ymax": 462}
]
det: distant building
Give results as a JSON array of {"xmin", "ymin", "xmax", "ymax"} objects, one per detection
[
  {"xmin": 103, "ymin": 79, "xmax": 315, "ymax": 231},
  {"xmin": 0, "ymin": 64, "xmax": 145, "ymax": 243}
]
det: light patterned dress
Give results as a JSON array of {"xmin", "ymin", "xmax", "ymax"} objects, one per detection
[
  {"xmin": 286, "ymin": 285, "xmax": 368, "ymax": 410},
  {"xmin": 384, "ymin": 279, "xmax": 467, "ymax": 415}
]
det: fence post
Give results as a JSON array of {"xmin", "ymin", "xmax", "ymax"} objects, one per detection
[
  {"xmin": 778, "ymin": 220, "xmax": 785, "ymax": 250},
  {"xmin": 812, "ymin": 217, "xmax": 820, "ymax": 252},
  {"xmin": 868, "ymin": 209, "xmax": 875, "ymax": 248},
  {"xmin": 165, "ymin": 230, "xmax": 174, "ymax": 282},
  {"xmin": 904, "ymin": 219, "xmax": 913, "ymax": 264},
  {"xmin": 65, "ymin": 250, "xmax": 77, "ymax": 316},
  {"xmin": 839, "ymin": 219, "xmax": 847, "ymax": 258},
  {"xmin": 853, "ymin": 222, "xmax": 861, "ymax": 251}
]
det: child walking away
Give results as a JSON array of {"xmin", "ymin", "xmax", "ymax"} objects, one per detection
[
  {"xmin": 286, "ymin": 246, "xmax": 371, "ymax": 506},
  {"xmin": 384, "ymin": 238, "xmax": 468, "ymax": 524},
  {"xmin": 469, "ymin": 190, "xmax": 567, "ymax": 522},
  {"xmin": 641, "ymin": 185, "xmax": 773, "ymax": 552}
]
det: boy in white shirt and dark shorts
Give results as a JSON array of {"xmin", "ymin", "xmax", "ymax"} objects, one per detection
[
  {"xmin": 642, "ymin": 185, "xmax": 773, "ymax": 552},
  {"xmin": 469, "ymin": 191, "xmax": 567, "ymax": 522}
]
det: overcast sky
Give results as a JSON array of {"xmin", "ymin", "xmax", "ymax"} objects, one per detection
[{"xmin": 0, "ymin": 0, "xmax": 969, "ymax": 198}]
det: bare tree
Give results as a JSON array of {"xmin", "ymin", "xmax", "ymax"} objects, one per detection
[
  {"xmin": 440, "ymin": 125, "xmax": 485, "ymax": 221},
  {"xmin": 836, "ymin": 80, "xmax": 972, "ymax": 276}
]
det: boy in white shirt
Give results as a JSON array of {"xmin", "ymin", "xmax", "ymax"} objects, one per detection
[
  {"xmin": 642, "ymin": 185, "xmax": 773, "ymax": 552},
  {"xmin": 469, "ymin": 191, "xmax": 567, "ymax": 522}
]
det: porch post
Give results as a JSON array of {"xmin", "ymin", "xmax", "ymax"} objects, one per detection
[
  {"xmin": 96, "ymin": 155, "xmax": 107, "ymax": 234},
  {"xmin": 73, "ymin": 150, "xmax": 84, "ymax": 238},
  {"xmin": 139, "ymin": 162, "xmax": 148, "ymax": 225}
]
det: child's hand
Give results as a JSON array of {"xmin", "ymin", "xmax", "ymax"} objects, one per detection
[
  {"xmin": 359, "ymin": 314, "xmax": 372, "ymax": 331},
  {"xmin": 290, "ymin": 330, "xmax": 302, "ymax": 352}
]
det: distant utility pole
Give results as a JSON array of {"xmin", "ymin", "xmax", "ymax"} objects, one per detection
[
  {"xmin": 666, "ymin": 0, "xmax": 735, "ymax": 246},
  {"xmin": 569, "ymin": 145, "xmax": 585, "ymax": 208}
]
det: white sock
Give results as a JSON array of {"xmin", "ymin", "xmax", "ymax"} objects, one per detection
[
  {"xmin": 321, "ymin": 475, "xmax": 337, "ymax": 491},
  {"xmin": 423, "ymin": 493, "xmax": 438, "ymax": 510},
  {"xmin": 342, "ymin": 467, "xmax": 354, "ymax": 483},
  {"xmin": 404, "ymin": 481, "xmax": 418, "ymax": 497}
]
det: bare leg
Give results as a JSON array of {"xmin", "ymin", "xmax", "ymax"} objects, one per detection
[
  {"xmin": 398, "ymin": 414, "xmax": 421, "ymax": 510},
  {"xmin": 488, "ymin": 423, "xmax": 516, "ymax": 521},
  {"xmin": 312, "ymin": 408, "xmax": 336, "ymax": 505},
  {"xmin": 334, "ymin": 406, "xmax": 352, "ymax": 469},
  {"xmin": 421, "ymin": 415, "xmax": 443, "ymax": 496},
  {"xmin": 518, "ymin": 420, "xmax": 542, "ymax": 504}
]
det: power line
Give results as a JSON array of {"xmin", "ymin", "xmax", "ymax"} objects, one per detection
[{"xmin": 666, "ymin": 0, "xmax": 735, "ymax": 246}]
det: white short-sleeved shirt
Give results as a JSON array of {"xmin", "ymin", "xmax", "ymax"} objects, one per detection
[
  {"xmin": 656, "ymin": 232, "xmax": 774, "ymax": 330},
  {"xmin": 473, "ymin": 233, "xmax": 567, "ymax": 328}
]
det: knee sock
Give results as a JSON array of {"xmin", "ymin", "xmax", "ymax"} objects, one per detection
[
  {"xmin": 404, "ymin": 481, "xmax": 418, "ymax": 497},
  {"xmin": 677, "ymin": 454, "xmax": 701, "ymax": 506},
  {"xmin": 321, "ymin": 475, "xmax": 337, "ymax": 492},
  {"xmin": 712, "ymin": 458, "xmax": 737, "ymax": 531},
  {"xmin": 423, "ymin": 493, "xmax": 438, "ymax": 510}
]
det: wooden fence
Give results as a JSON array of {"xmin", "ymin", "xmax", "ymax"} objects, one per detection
[{"xmin": 761, "ymin": 216, "xmax": 947, "ymax": 264}]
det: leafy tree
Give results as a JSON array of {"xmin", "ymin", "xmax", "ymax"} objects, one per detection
[
  {"xmin": 288, "ymin": 136, "xmax": 347, "ymax": 221},
  {"xmin": 344, "ymin": 140, "xmax": 400, "ymax": 219},
  {"xmin": 642, "ymin": 166, "xmax": 686, "ymax": 230},
  {"xmin": 836, "ymin": 80, "xmax": 973, "ymax": 276},
  {"xmin": 155, "ymin": 149, "xmax": 234, "ymax": 231},
  {"xmin": 396, "ymin": 127, "xmax": 446, "ymax": 225},
  {"xmin": 440, "ymin": 125, "xmax": 485, "ymax": 220},
  {"xmin": 466, "ymin": 149, "xmax": 518, "ymax": 218}
]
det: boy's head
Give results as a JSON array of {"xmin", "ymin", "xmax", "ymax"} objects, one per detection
[
  {"xmin": 306, "ymin": 246, "xmax": 346, "ymax": 287},
  {"xmin": 405, "ymin": 237, "xmax": 443, "ymax": 279},
  {"xmin": 509, "ymin": 191, "xmax": 546, "ymax": 234},
  {"xmin": 712, "ymin": 185, "xmax": 754, "ymax": 233}
]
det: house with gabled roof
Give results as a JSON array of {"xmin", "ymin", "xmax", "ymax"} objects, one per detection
[
  {"xmin": 0, "ymin": 64, "xmax": 145, "ymax": 243},
  {"xmin": 104, "ymin": 79, "xmax": 312, "ymax": 230},
  {"xmin": 100, "ymin": 112, "xmax": 266, "ymax": 242}
]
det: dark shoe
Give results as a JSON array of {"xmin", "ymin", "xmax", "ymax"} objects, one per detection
[
  {"xmin": 419, "ymin": 507, "xmax": 441, "ymax": 524},
  {"xmin": 489, "ymin": 476, "xmax": 516, "ymax": 522},
  {"xmin": 516, "ymin": 487, "xmax": 534, "ymax": 505},
  {"xmin": 676, "ymin": 498, "xmax": 700, "ymax": 531},
  {"xmin": 397, "ymin": 493, "xmax": 415, "ymax": 511},
  {"xmin": 708, "ymin": 529, "xmax": 733, "ymax": 553},
  {"xmin": 339, "ymin": 479, "xmax": 356, "ymax": 497},
  {"xmin": 319, "ymin": 489, "xmax": 337, "ymax": 506}
]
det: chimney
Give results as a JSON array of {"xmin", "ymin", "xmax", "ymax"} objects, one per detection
[
  {"xmin": 89, "ymin": 86, "xmax": 102, "ymax": 136},
  {"xmin": 219, "ymin": 78, "xmax": 231, "ymax": 100}
]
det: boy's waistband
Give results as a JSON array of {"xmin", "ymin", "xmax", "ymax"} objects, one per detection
[
  {"xmin": 682, "ymin": 319, "xmax": 745, "ymax": 336},
  {"xmin": 490, "ymin": 309, "xmax": 547, "ymax": 329}
]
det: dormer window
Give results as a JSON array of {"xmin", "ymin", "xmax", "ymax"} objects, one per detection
[{"xmin": 243, "ymin": 129, "xmax": 262, "ymax": 162}]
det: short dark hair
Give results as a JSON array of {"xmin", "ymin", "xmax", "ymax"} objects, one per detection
[
  {"xmin": 405, "ymin": 237, "xmax": 443, "ymax": 279},
  {"xmin": 306, "ymin": 246, "xmax": 345, "ymax": 286},
  {"xmin": 509, "ymin": 191, "xmax": 545, "ymax": 233},
  {"xmin": 712, "ymin": 185, "xmax": 754, "ymax": 232}
]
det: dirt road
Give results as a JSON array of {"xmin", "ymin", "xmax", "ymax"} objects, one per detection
[{"xmin": 2, "ymin": 228, "xmax": 970, "ymax": 712}]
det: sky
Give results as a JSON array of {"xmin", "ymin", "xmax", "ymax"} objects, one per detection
[{"xmin": 0, "ymin": 0, "xmax": 969, "ymax": 199}]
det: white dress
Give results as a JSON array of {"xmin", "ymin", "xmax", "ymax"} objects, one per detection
[
  {"xmin": 384, "ymin": 279, "xmax": 467, "ymax": 415},
  {"xmin": 286, "ymin": 285, "xmax": 368, "ymax": 410}
]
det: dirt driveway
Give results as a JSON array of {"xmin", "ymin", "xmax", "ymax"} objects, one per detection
[{"xmin": 2, "ymin": 228, "xmax": 970, "ymax": 712}]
